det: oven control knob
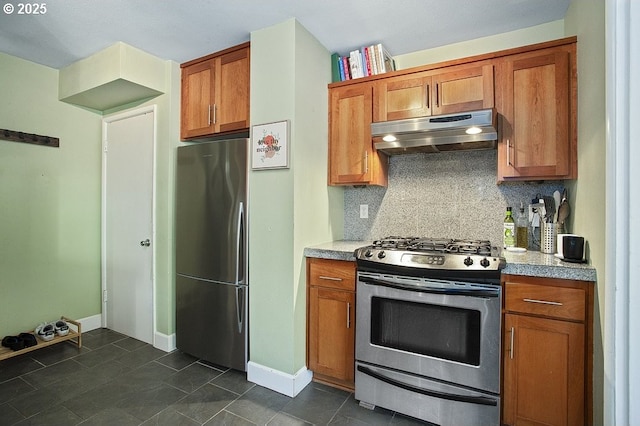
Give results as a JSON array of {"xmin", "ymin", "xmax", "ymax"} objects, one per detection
[
  {"xmin": 480, "ymin": 258, "xmax": 491, "ymax": 268},
  {"xmin": 377, "ymin": 250, "xmax": 386, "ymax": 259},
  {"xmin": 364, "ymin": 249, "xmax": 373, "ymax": 258},
  {"xmin": 464, "ymin": 256, "xmax": 474, "ymax": 266}
]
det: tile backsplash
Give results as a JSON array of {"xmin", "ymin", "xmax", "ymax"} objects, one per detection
[{"xmin": 344, "ymin": 150, "xmax": 564, "ymax": 248}]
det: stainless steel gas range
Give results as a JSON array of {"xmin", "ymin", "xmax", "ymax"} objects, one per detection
[{"xmin": 354, "ymin": 237, "xmax": 506, "ymax": 426}]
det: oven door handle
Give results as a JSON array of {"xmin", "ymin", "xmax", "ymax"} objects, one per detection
[
  {"xmin": 357, "ymin": 365, "xmax": 498, "ymax": 407},
  {"xmin": 359, "ymin": 276, "xmax": 500, "ymax": 298}
]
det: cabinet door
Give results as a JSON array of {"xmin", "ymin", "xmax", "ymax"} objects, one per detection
[
  {"xmin": 329, "ymin": 83, "xmax": 387, "ymax": 186},
  {"xmin": 497, "ymin": 46, "xmax": 576, "ymax": 181},
  {"xmin": 431, "ymin": 64, "xmax": 494, "ymax": 115},
  {"xmin": 374, "ymin": 74, "xmax": 432, "ymax": 121},
  {"xmin": 503, "ymin": 314, "xmax": 584, "ymax": 426},
  {"xmin": 374, "ymin": 64, "xmax": 493, "ymax": 121},
  {"xmin": 181, "ymin": 59, "xmax": 216, "ymax": 139},
  {"xmin": 216, "ymin": 46, "xmax": 250, "ymax": 133},
  {"xmin": 308, "ymin": 287, "xmax": 355, "ymax": 383}
]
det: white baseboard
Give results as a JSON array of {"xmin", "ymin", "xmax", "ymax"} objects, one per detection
[
  {"xmin": 247, "ymin": 361, "xmax": 313, "ymax": 397},
  {"xmin": 154, "ymin": 332, "xmax": 176, "ymax": 353},
  {"xmin": 76, "ymin": 314, "xmax": 175, "ymax": 354},
  {"xmin": 77, "ymin": 314, "xmax": 102, "ymax": 332}
]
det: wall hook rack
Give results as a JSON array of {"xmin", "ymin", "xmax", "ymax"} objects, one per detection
[{"xmin": 1, "ymin": 128, "xmax": 60, "ymax": 148}]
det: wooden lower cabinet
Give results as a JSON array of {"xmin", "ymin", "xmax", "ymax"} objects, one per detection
[
  {"xmin": 306, "ymin": 257, "xmax": 356, "ymax": 391},
  {"xmin": 502, "ymin": 275, "xmax": 593, "ymax": 426}
]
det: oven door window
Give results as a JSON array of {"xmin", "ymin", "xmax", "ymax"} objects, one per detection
[{"xmin": 370, "ymin": 296, "xmax": 481, "ymax": 366}]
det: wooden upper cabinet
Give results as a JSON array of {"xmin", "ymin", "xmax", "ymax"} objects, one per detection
[
  {"xmin": 431, "ymin": 63, "xmax": 494, "ymax": 115},
  {"xmin": 328, "ymin": 82, "xmax": 388, "ymax": 186},
  {"xmin": 327, "ymin": 37, "xmax": 576, "ymax": 186},
  {"xmin": 181, "ymin": 43, "xmax": 250, "ymax": 140},
  {"xmin": 496, "ymin": 42, "xmax": 577, "ymax": 181},
  {"xmin": 374, "ymin": 74, "xmax": 432, "ymax": 121},
  {"xmin": 374, "ymin": 63, "xmax": 494, "ymax": 122}
]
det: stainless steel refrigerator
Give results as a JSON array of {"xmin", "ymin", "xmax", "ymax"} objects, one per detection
[{"xmin": 175, "ymin": 139, "xmax": 248, "ymax": 371}]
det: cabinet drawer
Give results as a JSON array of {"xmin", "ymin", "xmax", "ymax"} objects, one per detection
[
  {"xmin": 505, "ymin": 282, "xmax": 585, "ymax": 321},
  {"xmin": 308, "ymin": 258, "xmax": 356, "ymax": 291}
]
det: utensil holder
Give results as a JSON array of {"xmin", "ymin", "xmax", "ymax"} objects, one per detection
[{"xmin": 541, "ymin": 222, "xmax": 557, "ymax": 254}]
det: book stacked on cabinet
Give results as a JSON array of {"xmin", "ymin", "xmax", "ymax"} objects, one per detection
[{"xmin": 331, "ymin": 43, "xmax": 396, "ymax": 82}]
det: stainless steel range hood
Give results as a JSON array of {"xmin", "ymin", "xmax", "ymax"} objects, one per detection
[{"xmin": 371, "ymin": 109, "xmax": 497, "ymax": 155}]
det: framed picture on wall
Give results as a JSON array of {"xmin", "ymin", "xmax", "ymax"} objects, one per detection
[{"xmin": 251, "ymin": 120, "xmax": 289, "ymax": 170}]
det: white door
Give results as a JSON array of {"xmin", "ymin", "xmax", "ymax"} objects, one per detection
[{"xmin": 102, "ymin": 107, "xmax": 155, "ymax": 344}]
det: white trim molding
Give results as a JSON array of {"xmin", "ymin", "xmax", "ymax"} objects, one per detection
[
  {"xmin": 77, "ymin": 314, "xmax": 102, "ymax": 333},
  {"xmin": 247, "ymin": 361, "xmax": 313, "ymax": 397},
  {"xmin": 605, "ymin": 0, "xmax": 639, "ymax": 424},
  {"xmin": 154, "ymin": 332, "xmax": 176, "ymax": 353}
]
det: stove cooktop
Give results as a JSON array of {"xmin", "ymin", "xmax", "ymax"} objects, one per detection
[
  {"xmin": 355, "ymin": 237, "xmax": 506, "ymax": 280},
  {"xmin": 371, "ymin": 237, "xmax": 497, "ymax": 255}
]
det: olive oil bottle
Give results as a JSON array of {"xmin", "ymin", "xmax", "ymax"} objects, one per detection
[{"xmin": 503, "ymin": 207, "xmax": 516, "ymax": 249}]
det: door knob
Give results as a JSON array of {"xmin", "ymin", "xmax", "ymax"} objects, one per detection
[{"xmin": 140, "ymin": 239, "xmax": 150, "ymax": 247}]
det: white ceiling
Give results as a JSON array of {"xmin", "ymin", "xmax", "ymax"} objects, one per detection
[{"xmin": 0, "ymin": 0, "xmax": 571, "ymax": 70}]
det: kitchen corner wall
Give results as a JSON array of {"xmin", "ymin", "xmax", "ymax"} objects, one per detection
[
  {"xmin": 248, "ymin": 18, "xmax": 343, "ymax": 390},
  {"xmin": 344, "ymin": 150, "xmax": 564, "ymax": 247}
]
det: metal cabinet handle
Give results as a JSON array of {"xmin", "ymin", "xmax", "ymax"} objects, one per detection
[
  {"xmin": 425, "ymin": 84, "xmax": 430, "ymax": 109},
  {"xmin": 509, "ymin": 326, "xmax": 515, "ymax": 359},
  {"xmin": 212, "ymin": 103, "xmax": 217, "ymax": 124},
  {"xmin": 319, "ymin": 276, "xmax": 343, "ymax": 281},
  {"xmin": 347, "ymin": 302, "xmax": 351, "ymax": 329},
  {"xmin": 523, "ymin": 298, "xmax": 563, "ymax": 306},
  {"xmin": 208, "ymin": 105, "xmax": 212, "ymax": 125},
  {"xmin": 506, "ymin": 138, "xmax": 512, "ymax": 166},
  {"xmin": 363, "ymin": 151, "xmax": 369, "ymax": 174},
  {"xmin": 140, "ymin": 239, "xmax": 150, "ymax": 247}
]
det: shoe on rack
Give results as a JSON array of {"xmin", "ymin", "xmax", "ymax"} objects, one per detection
[
  {"xmin": 53, "ymin": 320, "xmax": 69, "ymax": 336},
  {"xmin": 35, "ymin": 323, "xmax": 55, "ymax": 341},
  {"xmin": 2, "ymin": 335, "xmax": 25, "ymax": 351},
  {"xmin": 18, "ymin": 333, "xmax": 38, "ymax": 347}
]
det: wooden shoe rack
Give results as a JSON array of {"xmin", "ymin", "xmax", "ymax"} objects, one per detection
[{"xmin": 0, "ymin": 316, "xmax": 82, "ymax": 361}]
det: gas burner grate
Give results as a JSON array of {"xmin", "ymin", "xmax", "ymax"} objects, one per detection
[
  {"xmin": 372, "ymin": 237, "xmax": 418, "ymax": 249},
  {"xmin": 373, "ymin": 237, "xmax": 495, "ymax": 255},
  {"xmin": 409, "ymin": 238, "xmax": 451, "ymax": 253}
]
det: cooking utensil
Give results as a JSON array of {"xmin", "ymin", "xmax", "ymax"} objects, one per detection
[
  {"xmin": 543, "ymin": 195, "xmax": 555, "ymax": 223},
  {"xmin": 557, "ymin": 189, "xmax": 571, "ymax": 233},
  {"xmin": 553, "ymin": 190, "xmax": 561, "ymax": 222}
]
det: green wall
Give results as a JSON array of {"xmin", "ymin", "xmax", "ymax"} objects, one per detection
[
  {"xmin": 0, "ymin": 53, "xmax": 103, "ymax": 336},
  {"xmin": 249, "ymin": 19, "xmax": 343, "ymax": 375},
  {"xmin": 394, "ymin": 20, "xmax": 565, "ymax": 69},
  {"xmin": 565, "ymin": 3, "xmax": 606, "ymax": 424}
]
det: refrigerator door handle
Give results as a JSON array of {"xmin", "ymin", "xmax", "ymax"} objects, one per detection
[
  {"xmin": 236, "ymin": 202, "xmax": 245, "ymax": 285},
  {"xmin": 236, "ymin": 285, "xmax": 245, "ymax": 333}
]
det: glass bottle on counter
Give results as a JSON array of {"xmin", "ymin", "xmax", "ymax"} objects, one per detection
[
  {"xmin": 516, "ymin": 203, "xmax": 528, "ymax": 249},
  {"xmin": 503, "ymin": 207, "xmax": 516, "ymax": 249}
]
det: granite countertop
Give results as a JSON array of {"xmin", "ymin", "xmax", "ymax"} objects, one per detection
[
  {"xmin": 303, "ymin": 240, "xmax": 597, "ymax": 282},
  {"xmin": 303, "ymin": 240, "xmax": 366, "ymax": 261},
  {"xmin": 501, "ymin": 249, "xmax": 596, "ymax": 282}
]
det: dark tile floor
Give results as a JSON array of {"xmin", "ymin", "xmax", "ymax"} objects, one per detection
[{"xmin": 0, "ymin": 329, "xmax": 427, "ymax": 425}]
